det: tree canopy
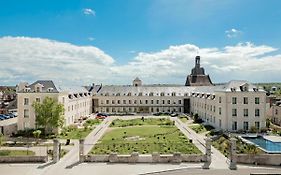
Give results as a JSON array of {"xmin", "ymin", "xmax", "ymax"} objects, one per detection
[{"xmin": 32, "ymin": 97, "xmax": 64, "ymax": 133}]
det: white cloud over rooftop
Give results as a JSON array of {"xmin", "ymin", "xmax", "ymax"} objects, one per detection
[{"xmin": 0, "ymin": 36, "xmax": 280, "ymax": 86}]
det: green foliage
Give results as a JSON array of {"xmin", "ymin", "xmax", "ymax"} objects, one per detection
[
  {"xmin": 32, "ymin": 130, "xmax": 41, "ymax": 139},
  {"xmin": 109, "ymin": 118, "xmax": 173, "ymax": 127},
  {"xmin": 212, "ymin": 136, "xmax": 263, "ymax": 157},
  {"xmin": 0, "ymin": 150, "xmax": 35, "ymax": 156},
  {"xmin": 59, "ymin": 125, "xmax": 92, "ymax": 139},
  {"xmin": 189, "ymin": 124, "xmax": 214, "ymax": 133},
  {"xmin": 83, "ymin": 119, "xmax": 101, "ymax": 128},
  {"xmin": 91, "ymin": 121, "xmax": 201, "ymax": 155},
  {"xmin": 0, "ymin": 133, "xmax": 4, "ymax": 148},
  {"xmin": 32, "ymin": 97, "xmax": 64, "ymax": 133},
  {"xmin": 266, "ymin": 118, "xmax": 271, "ymax": 128},
  {"xmin": 250, "ymin": 126, "xmax": 258, "ymax": 133}
]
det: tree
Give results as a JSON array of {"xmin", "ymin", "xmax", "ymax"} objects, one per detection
[
  {"xmin": 266, "ymin": 118, "xmax": 271, "ymax": 128},
  {"xmin": 32, "ymin": 97, "xmax": 64, "ymax": 134}
]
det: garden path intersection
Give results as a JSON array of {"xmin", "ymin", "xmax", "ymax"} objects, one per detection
[{"xmin": 1, "ymin": 115, "xmax": 281, "ymax": 175}]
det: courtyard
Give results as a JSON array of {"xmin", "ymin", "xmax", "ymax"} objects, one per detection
[{"xmin": 90, "ymin": 118, "xmax": 201, "ymax": 154}]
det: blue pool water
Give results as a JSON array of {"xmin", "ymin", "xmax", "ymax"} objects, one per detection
[{"xmin": 243, "ymin": 136, "xmax": 281, "ymax": 153}]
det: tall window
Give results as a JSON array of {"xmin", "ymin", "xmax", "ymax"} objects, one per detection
[
  {"xmin": 160, "ymin": 92, "xmax": 165, "ymax": 96},
  {"xmin": 219, "ymin": 107, "xmax": 221, "ymax": 115},
  {"xmin": 106, "ymin": 100, "xmax": 109, "ymax": 104},
  {"xmin": 232, "ymin": 97, "xmax": 237, "ymax": 104},
  {"xmin": 162, "ymin": 100, "xmax": 165, "ymax": 104},
  {"xmin": 255, "ymin": 109, "xmax": 260, "ymax": 117},
  {"xmin": 232, "ymin": 121, "xmax": 237, "ymax": 131},
  {"xmin": 24, "ymin": 98, "xmax": 29, "ymax": 105},
  {"xmin": 219, "ymin": 119, "xmax": 222, "ymax": 127},
  {"xmin": 178, "ymin": 100, "xmax": 181, "ymax": 104},
  {"xmin": 117, "ymin": 100, "xmax": 120, "ymax": 104},
  {"xmin": 123, "ymin": 100, "xmax": 126, "ymax": 104},
  {"xmin": 145, "ymin": 100, "xmax": 148, "ymax": 104},
  {"xmin": 255, "ymin": 97, "xmax": 260, "ymax": 104},
  {"xmin": 255, "ymin": 121, "xmax": 260, "ymax": 130},
  {"xmin": 243, "ymin": 122, "xmax": 249, "ymax": 130},
  {"xmin": 151, "ymin": 100, "xmax": 153, "ymax": 104},
  {"xmin": 243, "ymin": 109, "xmax": 248, "ymax": 117},
  {"xmin": 232, "ymin": 109, "xmax": 237, "ymax": 117},
  {"xmin": 243, "ymin": 97, "xmax": 248, "ymax": 104},
  {"xmin": 167, "ymin": 100, "xmax": 170, "ymax": 104},
  {"xmin": 219, "ymin": 97, "xmax": 222, "ymax": 103},
  {"xmin": 112, "ymin": 100, "xmax": 115, "ymax": 104},
  {"xmin": 24, "ymin": 109, "xmax": 29, "ymax": 118}
]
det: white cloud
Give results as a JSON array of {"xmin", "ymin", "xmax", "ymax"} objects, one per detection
[
  {"xmin": 225, "ymin": 28, "xmax": 243, "ymax": 38},
  {"xmin": 1, "ymin": 36, "xmax": 281, "ymax": 86},
  {"xmin": 83, "ymin": 8, "xmax": 96, "ymax": 16},
  {"xmin": 0, "ymin": 36, "xmax": 114, "ymax": 85}
]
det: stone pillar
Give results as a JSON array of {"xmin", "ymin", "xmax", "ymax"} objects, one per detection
[
  {"xmin": 229, "ymin": 138, "xmax": 237, "ymax": 170},
  {"xmin": 79, "ymin": 139, "xmax": 85, "ymax": 162},
  {"xmin": 152, "ymin": 152, "xmax": 160, "ymax": 163},
  {"xmin": 53, "ymin": 139, "xmax": 60, "ymax": 163},
  {"xmin": 202, "ymin": 138, "xmax": 211, "ymax": 169},
  {"xmin": 131, "ymin": 152, "xmax": 139, "ymax": 163}
]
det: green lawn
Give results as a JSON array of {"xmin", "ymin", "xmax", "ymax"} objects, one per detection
[
  {"xmin": 179, "ymin": 117, "xmax": 189, "ymax": 123},
  {"xmin": 189, "ymin": 124, "xmax": 214, "ymax": 134},
  {"xmin": 0, "ymin": 150, "xmax": 35, "ymax": 156},
  {"xmin": 212, "ymin": 135, "xmax": 264, "ymax": 157},
  {"xmin": 90, "ymin": 125, "xmax": 201, "ymax": 155},
  {"xmin": 110, "ymin": 118, "xmax": 173, "ymax": 127}
]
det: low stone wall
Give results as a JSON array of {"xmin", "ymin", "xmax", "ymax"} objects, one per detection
[
  {"xmin": 0, "ymin": 156, "xmax": 48, "ymax": 163},
  {"xmin": 84, "ymin": 152, "xmax": 205, "ymax": 163},
  {"xmin": 237, "ymin": 154, "xmax": 281, "ymax": 166}
]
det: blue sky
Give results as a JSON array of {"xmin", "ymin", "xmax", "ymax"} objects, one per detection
[{"xmin": 1, "ymin": 0, "xmax": 281, "ymax": 85}]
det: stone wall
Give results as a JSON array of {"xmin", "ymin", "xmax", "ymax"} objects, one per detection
[
  {"xmin": 84, "ymin": 153, "xmax": 205, "ymax": 163},
  {"xmin": 237, "ymin": 154, "xmax": 281, "ymax": 166},
  {"xmin": 0, "ymin": 156, "xmax": 48, "ymax": 163}
]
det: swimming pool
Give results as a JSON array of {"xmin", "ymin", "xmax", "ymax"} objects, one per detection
[{"xmin": 242, "ymin": 136, "xmax": 281, "ymax": 153}]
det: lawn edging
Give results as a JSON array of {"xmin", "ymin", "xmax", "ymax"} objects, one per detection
[
  {"xmin": 84, "ymin": 152, "xmax": 205, "ymax": 163},
  {"xmin": 0, "ymin": 156, "xmax": 48, "ymax": 163}
]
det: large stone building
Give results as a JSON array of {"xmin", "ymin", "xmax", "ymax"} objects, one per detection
[
  {"xmin": 16, "ymin": 56, "xmax": 266, "ymax": 132},
  {"xmin": 17, "ymin": 80, "xmax": 92, "ymax": 130},
  {"xmin": 92, "ymin": 56, "xmax": 266, "ymax": 131}
]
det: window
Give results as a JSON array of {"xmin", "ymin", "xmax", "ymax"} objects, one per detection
[
  {"xmin": 149, "ymin": 92, "xmax": 153, "ymax": 96},
  {"xmin": 24, "ymin": 122, "xmax": 30, "ymax": 129},
  {"xmin": 138, "ymin": 92, "xmax": 142, "ymax": 96},
  {"xmin": 123, "ymin": 100, "xmax": 126, "ymax": 104},
  {"xmin": 232, "ymin": 121, "xmax": 237, "ymax": 131},
  {"xmin": 178, "ymin": 100, "xmax": 181, "ymax": 104},
  {"xmin": 162, "ymin": 100, "xmax": 165, "ymax": 104},
  {"xmin": 219, "ymin": 107, "xmax": 221, "ymax": 115},
  {"xmin": 255, "ymin": 97, "xmax": 260, "ymax": 104},
  {"xmin": 255, "ymin": 122, "xmax": 260, "ymax": 130},
  {"xmin": 276, "ymin": 109, "xmax": 278, "ymax": 115},
  {"xmin": 36, "ymin": 98, "xmax": 40, "ymax": 103},
  {"xmin": 117, "ymin": 100, "xmax": 120, "ymax": 104},
  {"xmin": 243, "ymin": 122, "xmax": 249, "ymax": 130},
  {"xmin": 151, "ymin": 100, "xmax": 153, "ymax": 104},
  {"xmin": 168, "ymin": 100, "xmax": 170, "ymax": 104},
  {"xmin": 219, "ymin": 97, "xmax": 222, "ymax": 103},
  {"xmin": 112, "ymin": 100, "xmax": 115, "ymax": 104},
  {"xmin": 243, "ymin": 97, "xmax": 248, "ymax": 104},
  {"xmin": 255, "ymin": 109, "xmax": 260, "ymax": 117},
  {"xmin": 36, "ymin": 87, "xmax": 40, "ymax": 92},
  {"xmin": 213, "ymin": 106, "xmax": 216, "ymax": 112},
  {"xmin": 232, "ymin": 109, "xmax": 237, "ymax": 117},
  {"xmin": 213, "ymin": 116, "xmax": 216, "ymax": 124},
  {"xmin": 134, "ymin": 100, "xmax": 137, "ymax": 104},
  {"xmin": 24, "ymin": 98, "xmax": 29, "ymax": 105},
  {"xmin": 156, "ymin": 100, "xmax": 159, "ymax": 104},
  {"xmin": 172, "ymin": 92, "xmax": 176, "ymax": 96},
  {"xmin": 243, "ymin": 109, "xmax": 248, "ymax": 117},
  {"xmin": 24, "ymin": 109, "xmax": 29, "ymax": 118},
  {"xmin": 106, "ymin": 100, "xmax": 109, "ymax": 104},
  {"xmin": 129, "ymin": 100, "xmax": 131, "ymax": 104},
  {"xmin": 145, "ymin": 100, "xmax": 148, "ymax": 104},
  {"xmin": 232, "ymin": 97, "xmax": 237, "ymax": 104},
  {"xmin": 219, "ymin": 119, "xmax": 222, "ymax": 127},
  {"xmin": 140, "ymin": 100, "xmax": 142, "ymax": 104},
  {"xmin": 160, "ymin": 92, "xmax": 165, "ymax": 96}
]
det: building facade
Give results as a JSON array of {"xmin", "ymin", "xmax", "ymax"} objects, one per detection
[{"xmin": 17, "ymin": 80, "xmax": 92, "ymax": 130}]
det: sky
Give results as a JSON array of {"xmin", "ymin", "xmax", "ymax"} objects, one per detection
[{"xmin": 1, "ymin": 0, "xmax": 281, "ymax": 86}]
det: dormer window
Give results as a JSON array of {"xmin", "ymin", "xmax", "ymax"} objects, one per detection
[
  {"xmin": 128, "ymin": 92, "xmax": 131, "ymax": 96},
  {"xmin": 24, "ymin": 88, "xmax": 31, "ymax": 92},
  {"xmin": 149, "ymin": 92, "xmax": 153, "ymax": 96},
  {"xmin": 172, "ymin": 92, "xmax": 176, "ymax": 96},
  {"xmin": 230, "ymin": 87, "xmax": 236, "ymax": 92},
  {"xmin": 116, "ymin": 93, "xmax": 120, "ymax": 96},
  {"xmin": 240, "ymin": 83, "xmax": 249, "ymax": 92},
  {"xmin": 138, "ymin": 92, "xmax": 142, "ymax": 96},
  {"xmin": 47, "ymin": 88, "xmax": 54, "ymax": 92},
  {"xmin": 160, "ymin": 92, "xmax": 165, "ymax": 96}
]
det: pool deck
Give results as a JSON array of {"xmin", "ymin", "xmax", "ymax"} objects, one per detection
[{"xmin": 263, "ymin": 135, "xmax": 281, "ymax": 142}]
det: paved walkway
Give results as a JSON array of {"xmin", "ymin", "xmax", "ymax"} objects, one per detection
[{"xmin": 171, "ymin": 117, "xmax": 229, "ymax": 169}]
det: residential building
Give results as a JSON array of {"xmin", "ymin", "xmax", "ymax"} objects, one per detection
[{"xmin": 17, "ymin": 80, "xmax": 92, "ymax": 130}]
